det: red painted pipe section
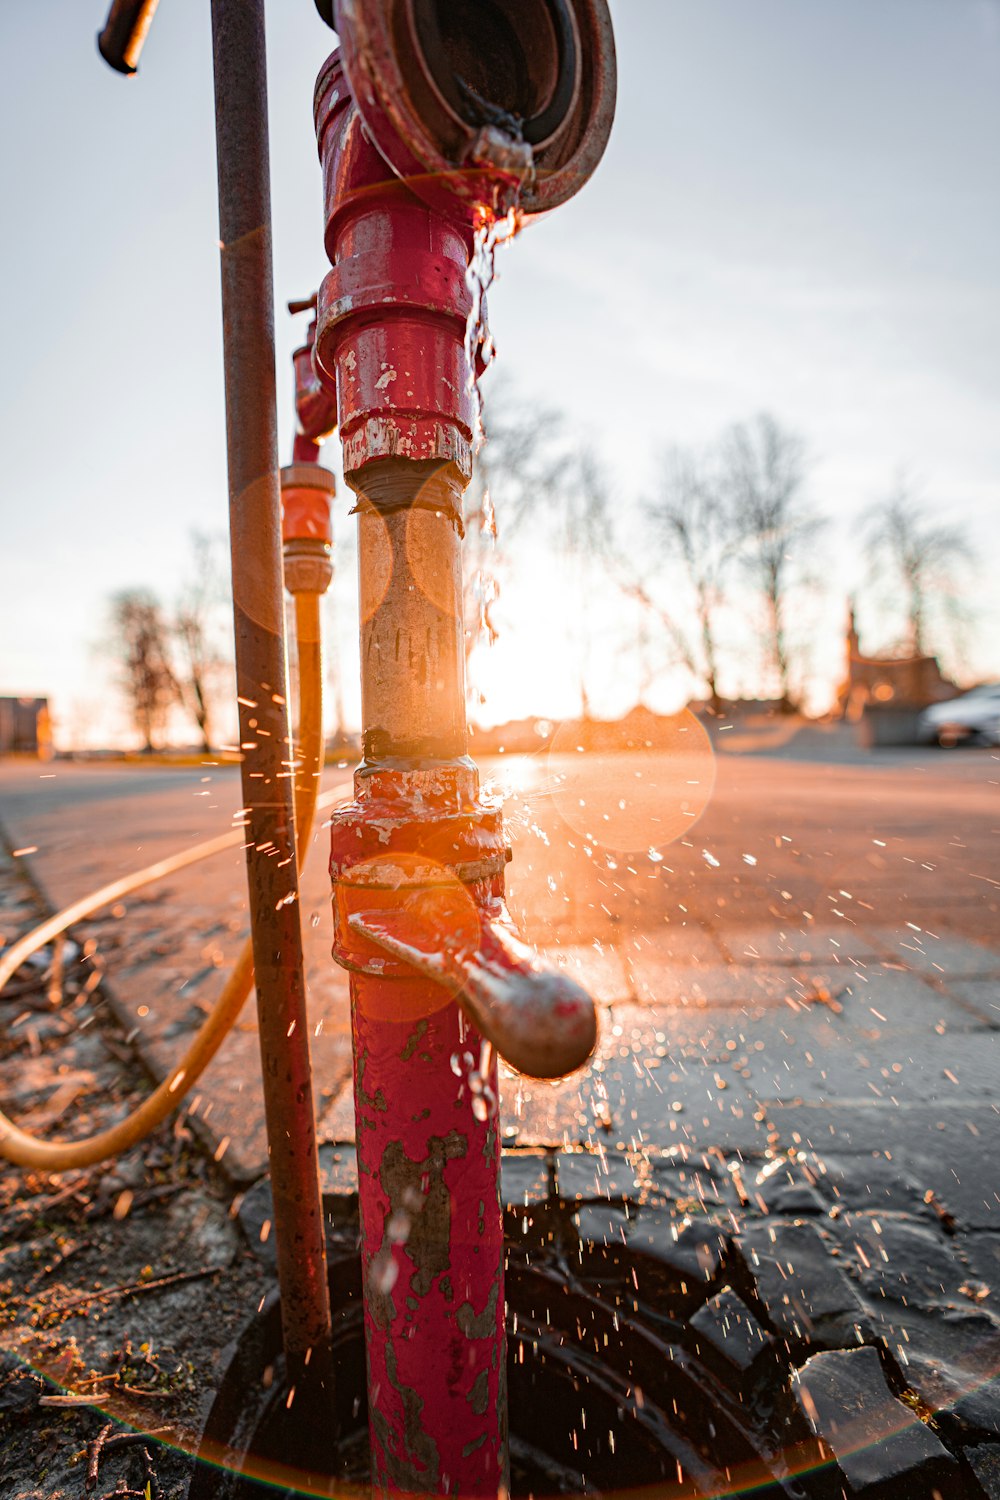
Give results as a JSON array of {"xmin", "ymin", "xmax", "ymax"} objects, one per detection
[
  {"xmin": 331, "ymin": 768, "xmax": 508, "ymax": 1495},
  {"xmin": 313, "ymin": 53, "xmax": 479, "ymax": 495},
  {"xmin": 329, "ymin": 764, "xmax": 508, "ymax": 1495}
]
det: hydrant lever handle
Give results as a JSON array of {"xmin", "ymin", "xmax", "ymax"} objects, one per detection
[{"xmin": 347, "ymin": 900, "xmax": 597, "ymax": 1081}]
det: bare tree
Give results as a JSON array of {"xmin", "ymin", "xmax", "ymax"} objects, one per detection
[
  {"xmin": 173, "ymin": 532, "xmax": 231, "ymax": 752},
  {"xmin": 864, "ymin": 478, "xmax": 973, "ymax": 658},
  {"xmin": 639, "ymin": 447, "xmax": 738, "ymax": 712},
  {"xmin": 563, "ymin": 448, "xmax": 614, "ymax": 718},
  {"xmin": 722, "ymin": 413, "xmax": 822, "ymax": 710},
  {"xmin": 108, "ymin": 591, "xmax": 178, "ymax": 752}
]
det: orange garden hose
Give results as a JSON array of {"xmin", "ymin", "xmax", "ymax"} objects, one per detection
[{"xmin": 0, "ymin": 590, "xmax": 338, "ymax": 1171}]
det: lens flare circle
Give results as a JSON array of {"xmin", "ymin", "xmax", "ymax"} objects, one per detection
[
  {"xmin": 405, "ymin": 497, "xmax": 464, "ymax": 619},
  {"xmin": 546, "ymin": 709, "xmax": 716, "ymax": 852}
]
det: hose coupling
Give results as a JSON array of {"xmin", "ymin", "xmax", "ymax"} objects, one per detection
[{"xmin": 280, "ymin": 463, "xmax": 335, "ymax": 595}]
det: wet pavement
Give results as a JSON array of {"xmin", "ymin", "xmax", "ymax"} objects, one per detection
[{"xmin": 1, "ymin": 733, "xmax": 999, "ymax": 1495}]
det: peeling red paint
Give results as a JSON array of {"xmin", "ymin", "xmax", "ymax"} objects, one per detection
[
  {"xmin": 351, "ymin": 968, "xmax": 505, "ymax": 1496},
  {"xmin": 333, "ymin": 766, "xmax": 507, "ymax": 1494}
]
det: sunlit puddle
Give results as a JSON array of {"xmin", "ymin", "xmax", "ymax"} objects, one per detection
[{"xmin": 188, "ymin": 1204, "xmax": 830, "ymax": 1500}]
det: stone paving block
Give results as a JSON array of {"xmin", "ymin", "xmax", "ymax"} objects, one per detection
[
  {"xmin": 536, "ymin": 941, "xmax": 630, "ymax": 1002},
  {"xmin": 947, "ymin": 979, "xmax": 1000, "ymax": 1028},
  {"xmin": 748, "ymin": 1157, "xmax": 828, "ymax": 1217},
  {"xmin": 825, "ymin": 1212, "xmax": 971, "ymax": 1307},
  {"xmin": 554, "ymin": 1140, "xmax": 745, "ymax": 1212},
  {"xmin": 767, "ymin": 1103, "xmax": 1000, "ymax": 1229},
  {"xmin": 733, "ymin": 1220, "xmax": 867, "ymax": 1347},
  {"xmin": 565, "ymin": 1201, "xmax": 730, "ymax": 1319},
  {"xmin": 555, "ymin": 1147, "xmax": 645, "ymax": 1203},
  {"xmin": 498, "ymin": 1003, "xmax": 768, "ymax": 1155},
  {"xmin": 623, "ymin": 922, "xmax": 728, "ymax": 974},
  {"xmin": 625, "ymin": 958, "xmax": 842, "ymax": 1009},
  {"xmin": 790, "ymin": 1345, "xmax": 958, "ymax": 1497},
  {"xmin": 652, "ymin": 1149, "xmax": 744, "ymax": 1213},
  {"xmin": 722, "ymin": 925, "xmax": 884, "ymax": 967},
  {"xmin": 616, "ymin": 1002, "xmax": 772, "ymax": 1063},
  {"xmin": 660, "ymin": 972, "xmax": 984, "ymax": 1115},
  {"xmin": 855, "ymin": 1302, "xmax": 1000, "ymax": 1425},
  {"xmin": 67, "ymin": 846, "xmax": 355, "ymax": 1183},
  {"xmin": 170, "ymin": 1023, "xmax": 352, "ymax": 1184},
  {"xmin": 743, "ymin": 1027, "xmax": 1000, "ymax": 1109},
  {"xmin": 569, "ymin": 1199, "xmax": 729, "ymax": 1286},
  {"xmin": 834, "ymin": 968, "xmax": 986, "ymax": 1036},
  {"xmin": 942, "ymin": 1376, "xmax": 1000, "ymax": 1445},
  {"xmin": 734, "ymin": 1014, "xmax": 1000, "ymax": 1110},
  {"xmin": 181, "ymin": 1030, "xmax": 271, "ymax": 1183},
  {"xmin": 966, "ymin": 1440, "xmax": 1000, "ymax": 1498},
  {"xmin": 961, "ymin": 1232, "xmax": 1000, "ymax": 1297},
  {"xmin": 871, "ymin": 928, "xmax": 1000, "ymax": 980},
  {"xmin": 501, "ymin": 1149, "xmax": 552, "ymax": 1207},
  {"xmin": 573, "ymin": 1200, "xmax": 631, "ymax": 1247},
  {"xmin": 690, "ymin": 1285, "xmax": 775, "ymax": 1376},
  {"xmin": 317, "ymin": 1076, "xmax": 356, "ymax": 1143},
  {"xmin": 794, "ymin": 1150, "xmax": 933, "ymax": 1218},
  {"xmin": 639, "ymin": 1212, "xmax": 729, "ymax": 1287}
]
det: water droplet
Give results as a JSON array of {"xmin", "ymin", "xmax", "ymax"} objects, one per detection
[
  {"xmin": 372, "ymin": 1252, "xmax": 398, "ymax": 1294},
  {"xmin": 387, "ymin": 1211, "xmax": 411, "ymax": 1245}
]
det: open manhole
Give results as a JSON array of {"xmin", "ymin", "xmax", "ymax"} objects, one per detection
[{"xmin": 189, "ymin": 1175, "xmax": 822, "ymax": 1498}]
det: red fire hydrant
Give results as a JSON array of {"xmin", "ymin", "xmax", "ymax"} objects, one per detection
[{"xmin": 314, "ymin": 5, "xmax": 616, "ymax": 1492}]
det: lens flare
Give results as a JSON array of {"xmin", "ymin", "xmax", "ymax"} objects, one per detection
[
  {"xmin": 357, "ymin": 506, "xmax": 393, "ymax": 624},
  {"xmin": 405, "ymin": 501, "xmax": 464, "ymax": 618},
  {"xmin": 546, "ymin": 709, "xmax": 716, "ymax": 852}
]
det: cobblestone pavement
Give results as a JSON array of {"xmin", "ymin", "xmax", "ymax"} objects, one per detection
[{"xmin": 2, "ymin": 740, "xmax": 999, "ymax": 1495}]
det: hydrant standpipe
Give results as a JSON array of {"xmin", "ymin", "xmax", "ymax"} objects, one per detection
[{"xmin": 316, "ymin": 4, "xmax": 616, "ymax": 1492}]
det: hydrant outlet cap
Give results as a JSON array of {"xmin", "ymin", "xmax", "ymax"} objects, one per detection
[{"xmin": 330, "ymin": 0, "xmax": 616, "ymax": 216}]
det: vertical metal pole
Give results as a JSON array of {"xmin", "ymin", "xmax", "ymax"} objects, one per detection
[{"xmin": 209, "ymin": 0, "xmax": 332, "ymax": 1395}]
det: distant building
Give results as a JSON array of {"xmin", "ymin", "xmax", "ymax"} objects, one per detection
[
  {"xmin": 836, "ymin": 607, "xmax": 957, "ymax": 721},
  {"xmin": 0, "ymin": 697, "xmax": 52, "ymax": 756}
]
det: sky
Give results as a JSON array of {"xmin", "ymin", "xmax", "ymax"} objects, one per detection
[{"xmin": 1, "ymin": 0, "xmax": 998, "ymax": 745}]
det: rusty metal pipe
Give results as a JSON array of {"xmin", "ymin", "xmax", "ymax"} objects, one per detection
[
  {"xmin": 357, "ymin": 499, "xmax": 468, "ymax": 763},
  {"xmin": 97, "ymin": 0, "xmax": 160, "ymax": 75},
  {"xmin": 210, "ymin": 0, "xmax": 332, "ymax": 1396}
]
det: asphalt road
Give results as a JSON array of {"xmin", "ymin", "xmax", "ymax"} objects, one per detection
[
  {"xmin": 1, "ymin": 735, "xmax": 997, "ymax": 1178},
  {"xmin": 1, "ymin": 734, "xmax": 996, "ymax": 945}
]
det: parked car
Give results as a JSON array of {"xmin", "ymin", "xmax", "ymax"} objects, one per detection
[{"xmin": 917, "ymin": 683, "xmax": 1000, "ymax": 746}]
